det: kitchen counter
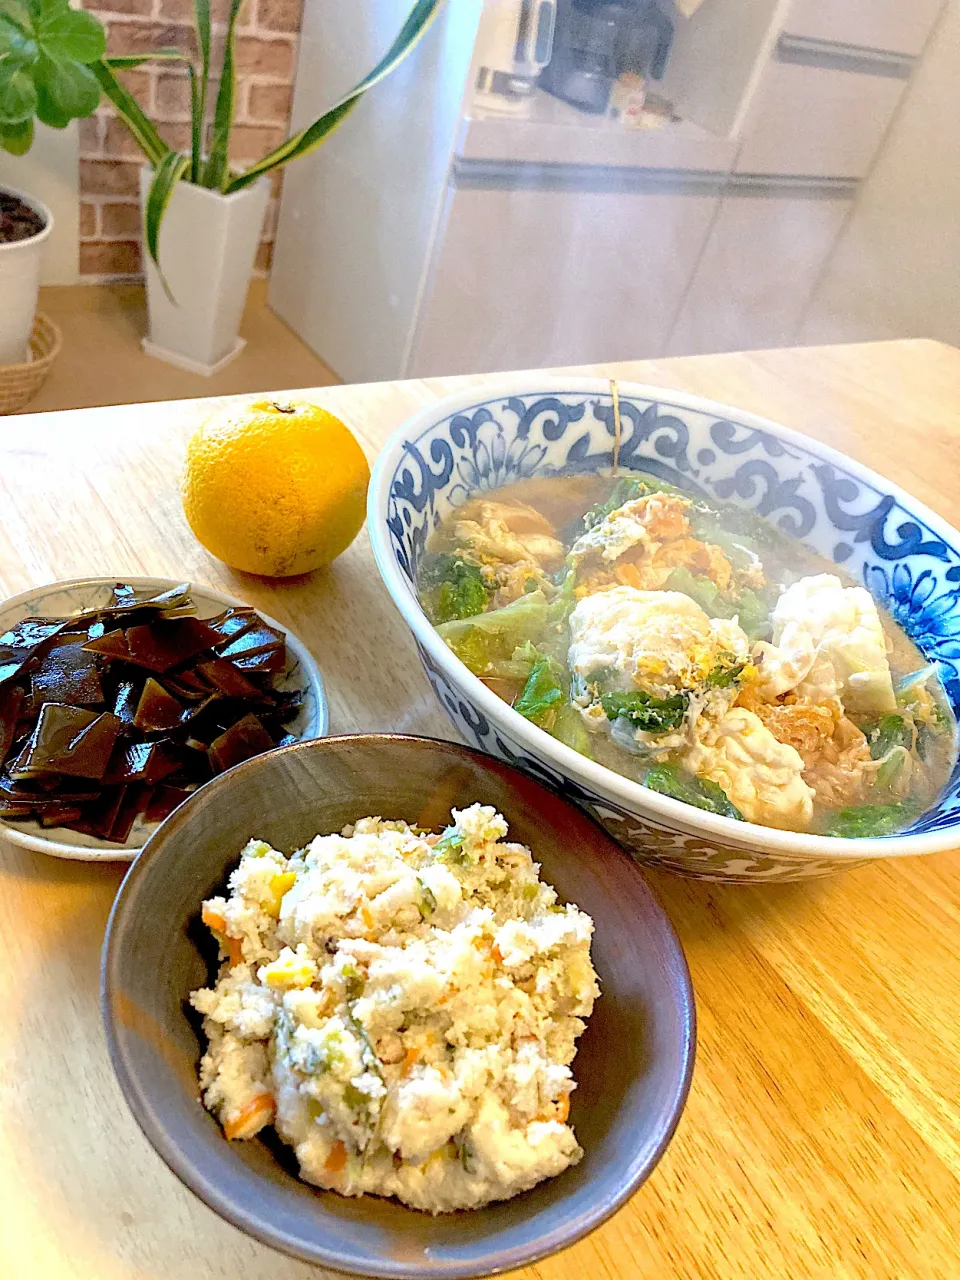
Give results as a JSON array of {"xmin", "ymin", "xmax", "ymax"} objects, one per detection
[{"xmin": 2, "ymin": 338, "xmax": 960, "ymax": 1279}]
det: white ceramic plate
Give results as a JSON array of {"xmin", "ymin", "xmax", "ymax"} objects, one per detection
[{"xmin": 0, "ymin": 577, "xmax": 327, "ymax": 862}]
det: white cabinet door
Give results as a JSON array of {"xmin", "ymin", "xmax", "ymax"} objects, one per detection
[
  {"xmin": 734, "ymin": 61, "xmax": 906, "ymax": 178},
  {"xmin": 408, "ymin": 177, "xmax": 723, "ymax": 377},
  {"xmin": 666, "ymin": 185, "xmax": 852, "ymax": 356},
  {"xmin": 658, "ymin": 0, "xmax": 794, "ymax": 137},
  {"xmin": 783, "ymin": 0, "xmax": 944, "ymax": 56}
]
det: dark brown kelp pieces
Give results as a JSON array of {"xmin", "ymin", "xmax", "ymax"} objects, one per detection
[
  {"xmin": 11, "ymin": 705, "xmax": 121, "ymax": 780},
  {"xmin": 122, "ymin": 618, "xmax": 224, "ymax": 673},
  {"xmin": 0, "ymin": 583, "xmax": 299, "ymax": 842},
  {"xmin": 30, "ymin": 636, "xmax": 104, "ymax": 708},
  {"xmin": 133, "ymin": 679, "xmax": 184, "ymax": 733},
  {"xmin": 208, "ymin": 713, "xmax": 276, "ymax": 773}
]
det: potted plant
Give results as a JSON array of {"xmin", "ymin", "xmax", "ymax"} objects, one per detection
[
  {"xmin": 0, "ymin": 184, "xmax": 51, "ymax": 365},
  {"xmin": 0, "ymin": 0, "xmax": 106, "ymax": 365},
  {"xmin": 1, "ymin": 0, "xmax": 440, "ymax": 375}
]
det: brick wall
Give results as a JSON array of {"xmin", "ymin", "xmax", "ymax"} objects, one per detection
[{"xmin": 79, "ymin": 0, "xmax": 302, "ymax": 279}]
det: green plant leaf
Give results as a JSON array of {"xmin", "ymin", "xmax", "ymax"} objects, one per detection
[
  {"xmin": 102, "ymin": 48, "xmax": 191, "ymax": 70},
  {"xmin": 0, "ymin": 61, "xmax": 37, "ymax": 125},
  {"xmin": 225, "ymin": 0, "xmax": 442, "ymax": 193},
  {"xmin": 34, "ymin": 1, "xmax": 105, "ymax": 63},
  {"xmin": 0, "ymin": 2, "xmax": 34, "ymax": 39},
  {"xmin": 34, "ymin": 51, "xmax": 99, "ymax": 127},
  {"xmin": 0, "ymin": 116, "xmax": 33, "ymax": 155},
  {"xmin": 193, "ymin": 0, "xmax": 211, "ymax": 183},
  {"xmin": 92, "ymin": 59, "xmax": 170, "ymax": 165},
  {"xmin": 0, "ymin": 15, "xmax": 37, "ymax": 60},
  {"xmin": 144, "ymin": 148, "xmax": 191, "ymax": 293},
  {"xmin": 202, "ymin": 0, "xmax": 243, "ymax": 191}
]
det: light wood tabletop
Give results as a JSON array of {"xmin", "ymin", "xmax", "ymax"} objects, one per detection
[{"xmin": 2, "ymin": 339, "xmax": 960, "ymax": 1280}]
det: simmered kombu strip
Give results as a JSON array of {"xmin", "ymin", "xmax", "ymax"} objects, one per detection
[
  {"xmin": 108, "ymin": 582, "xmax": 192, "ymax": 613},
  {"xmin": 10, "ymin": 705, "xmax": 121, "ymax": 780},
  {"xmin": 217, "ymin": 624, "xmax": 284, "ymax": 661},
  {"xmin": 71, "ymin": 582, "xmax": 193, "ymax": 623},
  {"xmin": 113, "ymin": 681, "xmax": 139, "ymax": 724},
  {"xmin": 30, "ymin": 635, "xmax": 105, "ymax": 709},
  {"xmin": 133, "ymin": 678, "xmax": 184, "ymax": 733},
  {"xmin": 39, "ymin": 804, "xmax": 85, "ymax": 829},
  {"xmin": 205, "ymin": 607, "xmax": 259, "ymax": 643},
  {"xmin": 144, "ymin": 784, "xmax": 193, "ymax": 824},
  {"xmin": 103, "ymin": 739, "xmax": 183, "ymax": 786},
  {"xmin": 164, "ymin": 669, "xmax": 213, "ymax": 700},
  {"xmin": 230, "ymin": 647, "xmax": 286, "ymax": 675},
  {"xmin": 107, "ymin": 784, "xmax": 152, "ymax": 843},
  {"xmin": 84, "ymin": 629, "xmax": 131, "ymax": 660},
  {"xmin": 78, "ymin": 785, "xmax": 127, "ymax": 840},
  {"xmin": 0, "ymin": 685, "xmax": 23, "ymax": 766},
  {"xmin": 260, "ymin": 689, "xmax": 303, "ymax": 722},
  {"xmin": 0, "ymin": 772, "xmax": 100, "ymax": 805},
  {"xmin": 0, "ymin": 618, "xmax": 70, "ymax": 684},
  {"xmin": 196, "ymin": 658, "xmax": 261, "ymax": 700},
  {"xmin": 208, "ymin": 713, "xmax": 275, "ymax": 774},
  {"xmin": 0, "ymin": 618, "xmax": 69, "ymax": 651},
  {"xmin": 123, "ymin": 618, "xmax": 223, "ymax": 673},
  {"xmin": 0, "ymin": 802, "xmax": 34, "ymax": 818}
]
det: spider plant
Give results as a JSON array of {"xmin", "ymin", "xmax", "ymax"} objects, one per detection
[
  {"xmin": 97, "ymin": 0, "xmax": 441, "ymax": 277},
  {"xmin": 0, "ymin": 0, "xmax": 441, "ymax": 276}
]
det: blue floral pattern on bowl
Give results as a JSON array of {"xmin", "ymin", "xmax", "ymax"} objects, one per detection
[{"xmin": 373, "ymin": 379, "xmax": 960, "ymax": 881}]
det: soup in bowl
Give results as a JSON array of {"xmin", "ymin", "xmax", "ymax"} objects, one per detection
[{"xmin": 368, "ymin": 377, "xmax": 960, "ymax": 881}]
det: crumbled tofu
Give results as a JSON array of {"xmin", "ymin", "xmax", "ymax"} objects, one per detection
[{"xmin": 189, "ymin": 805, "xmax": 599, "ymax": 1214}]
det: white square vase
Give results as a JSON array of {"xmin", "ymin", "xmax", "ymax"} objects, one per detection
[{"xmin": 139, "ymin": 168, "xmax": 271, "ymax": 374}]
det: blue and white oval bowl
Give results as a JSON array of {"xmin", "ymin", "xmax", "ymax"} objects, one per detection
[{"xmin": 367, "ymin": 375, "xmax": 960, "ymax": 883}]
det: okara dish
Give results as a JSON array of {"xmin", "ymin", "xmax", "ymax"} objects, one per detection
[
  {"xmin": 191, "ymin": 803, "xmax": 599, "ymax": 1213},
  {"xmin": 418, "ymin": 474, "xmax": 955, "ymax": 839}
]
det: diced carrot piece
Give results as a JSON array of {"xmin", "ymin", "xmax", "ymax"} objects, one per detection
[
  {"xmin": 401, "ymin": 1047, "xmax": 420, "ymax": 1077},
  {"xmin": 535, "ymin": 1095, "xmax": 571, "ymax": 1125},
  {"xmin": 201, "ymin": 904, "xmax": 227, "ymax": 934},
  {"xmin": 325, "ymin": 1140, "xmax": 348, "ymax": 1173},
  {"xmin": 223, "ymin": 1092, "xmax": 275, "ymax": 1140},
  {"xmin": 615, "ymin": 563, "xmax": 644, "ymax": 588},
  {"xmin": 360, "ymin": 905, "xmax": 374, "ymax": 932},
  {"xmin": 225, "ymin": 936, "xmax": 244, "ymax": 967},
  {"xmin": 491, "ymin": 944, "xmax": 503, "ymax": 965}
]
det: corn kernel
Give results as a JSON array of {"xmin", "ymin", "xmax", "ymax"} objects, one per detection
[
  {"xmin": 260, "ymin": 945, "xmax": 315, "ymax": 989},
  {"xmin": 263, "ymin": 871, "xmax": 297, "ymax": 918}
]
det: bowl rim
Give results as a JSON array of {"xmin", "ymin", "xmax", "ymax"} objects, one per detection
[
  {"xmin": 0, "ymin": 574, "xmax": 328, "ymax": 862},
  {"xmin": 101, "ymin": 731, "xmax": 697, "ymax": 1279},
  {"xmin": 367, "ymin": 373, "xmax": 960, "ymax": 862}
]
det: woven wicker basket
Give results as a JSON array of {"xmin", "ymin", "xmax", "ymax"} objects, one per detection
[{"xmin": 0, "ymin": 312, "xmax": 62, "ymax": 414}]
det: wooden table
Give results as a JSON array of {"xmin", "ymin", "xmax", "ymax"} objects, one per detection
[{"xmin": 2, "ymin": 340, "xmax": 960, "ymax": 1280}]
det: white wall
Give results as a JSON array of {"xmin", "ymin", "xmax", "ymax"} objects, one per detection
[
  {"xmin": 800, "ymin": 0, "xmax": 959, "ymax": 345},
  {"xmin": 0, "ymin": 122, "xmax": 80, "ymax": 286}
]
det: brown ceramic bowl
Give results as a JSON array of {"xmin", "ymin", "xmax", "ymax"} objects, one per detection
[{"xmin": 102, "ymin": 735, "xmax": 695, "ymax": 1278}]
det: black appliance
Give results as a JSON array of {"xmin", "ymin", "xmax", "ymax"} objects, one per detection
[{"xmin": 541, "ymin": 0, "xmax": 675, "ymax": 116}]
